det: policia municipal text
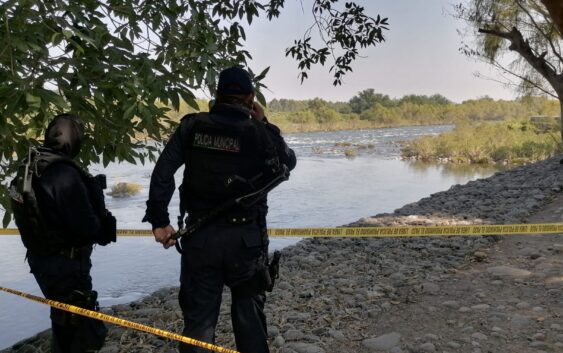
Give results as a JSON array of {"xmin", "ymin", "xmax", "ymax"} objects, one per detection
[{"xmin": 143, "ymin": 67, "xmax": 297, "ymax": 353}]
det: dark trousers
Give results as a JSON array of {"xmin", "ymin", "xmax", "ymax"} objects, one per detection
[
  {"xmin": 178, "ymin": 222, "xmax": 269, "ymax": 353},
  {"xmin": 27, "ymin": 246, "xmax": 106, "ymax": 353}
]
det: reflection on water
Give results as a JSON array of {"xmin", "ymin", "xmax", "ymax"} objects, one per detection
[
  {"xmin": 406, "ymin": 160, "xmax": 504, "ymax": 182},
  {"xmin": 0, "ymin": 124, "xmax": 504, "ymax": 349}
]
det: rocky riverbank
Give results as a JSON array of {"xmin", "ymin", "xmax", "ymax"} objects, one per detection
[{"xmin": 4, "ymin": 155, "xmax": 562, "ymax": 353}]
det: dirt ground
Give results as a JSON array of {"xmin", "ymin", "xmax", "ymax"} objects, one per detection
[{"xmin": 329, "ymin": 194, "xmax": 563, "ymax": 353}]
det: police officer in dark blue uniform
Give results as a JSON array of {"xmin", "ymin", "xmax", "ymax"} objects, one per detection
[
  {"xmin": 10, "ymin": 114, "xmax": 116, "ymax": 353},
  {"xmin": 143, "ymin": 67, "xmax": 296, "ymax": 353}
]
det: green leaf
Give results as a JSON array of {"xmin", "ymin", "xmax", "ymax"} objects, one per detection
[
  {"xmin": 36, "ymin": 89, "xmax": 69, "ymax": 110},
  {"xmin": 123, "ymin": 103, "xmax": 137, "ymax": 121},
  {"xmin": 25, "ymin": 93, "xmax": 41, "ymax": 109},
  {"xmin": 102, "ymin": 152, "xmax": 110, "ymax": 167},
  {"xmin": 62, "ymin": 29, "xmax": 74, "ymax": 39},
  {"xmin": 254, "ymin": 66, "xmax": 270, "ymax": 81},
  {"xmin": 170, "ymin": 91, "xmax": 180, "ymax": 111},
  {"xmin": 2, "ymin": 208, "xmax": 11, "ymax": 228},
  {"xmin": 180, "ymin": 90, "xmax": 199, "ymax": 111},
  {"xmin": 51, "ymin": 32, "xmax": 62, "ymax": 45},
  {"xmin": 255, "ymin": 90, "xmax": 267, "ymax": 107},
  {"xmin": 74, "ymin": 30, "xmax": 98, "ymax": 49}
]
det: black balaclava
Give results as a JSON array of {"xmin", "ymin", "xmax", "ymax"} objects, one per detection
[{"xmin": 44, "ymin": 114, "xmax": 85, "ymax": 158}]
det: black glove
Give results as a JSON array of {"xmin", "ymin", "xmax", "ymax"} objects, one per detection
[{"xmin": 98, "ymin": 210, "xmax": 116, "ymax": 246}]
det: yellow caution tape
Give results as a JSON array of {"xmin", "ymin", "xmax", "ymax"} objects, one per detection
[
  {"xmin": 0, "ymin": 286, "xmax": 239, "ymax": 353},
  {"xmin": 267, "ymin": 223, "xmax": 563, "ymax": 237},
  {"xmin": 1, "ymin": 223, "xmax": 562, "ymax": 238}
]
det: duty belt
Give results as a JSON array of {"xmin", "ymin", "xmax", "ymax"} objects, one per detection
[
  {"xmin": 173, "ymin": 165, "xmax": 290, "ymax": 254},
  {"xmin": 188, "ymin": 212, "xmax": 257, "ymax": 226}
]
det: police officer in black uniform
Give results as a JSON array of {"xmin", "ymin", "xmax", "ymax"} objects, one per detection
[
  {"xmin": 143, "ymin": 67, "xmax": 296, "ymax": 353},
  {"xmin": 10, "ymin": 114, "xmax": 116, "ymax": 353}
]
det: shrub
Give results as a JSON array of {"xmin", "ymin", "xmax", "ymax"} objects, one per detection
[
  {"xmin": 344, "ymin": 149, "xmax": 357, "ymax": 158},
  {"xmin": 491, "ymin": 146, "xmax": 512, "ymax": 161},
  {"xmin": 107, "ymin": 182, "xmax": 142, "ymax": 198},
  {"xmin": 335, "ymin": 142, "xmax": 352, "ymax": 147},
  {"xmin": 401, "ymin": 119, "xmax": 562, "ymax": 164}
]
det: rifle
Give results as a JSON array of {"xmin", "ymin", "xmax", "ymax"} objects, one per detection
[{"xmin": 170, "ymin": 164, "xmax": 290, "ymax": 252}]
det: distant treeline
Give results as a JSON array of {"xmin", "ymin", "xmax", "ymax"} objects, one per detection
[
  {"xmin": 263, "ymin": 89, "xmax": 560, "ymax": 132},
  {"xmin": 167, "ymin": 89, "xmax": 560, "ymax": 134}
]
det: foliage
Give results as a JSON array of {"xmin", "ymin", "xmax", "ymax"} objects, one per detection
[
  {"xmin": 264, "ymin": 92, "xmax": 560, "ymax": 132},
  {"xmin": 455, "ymin": 0, "xmax": 563, "ymax": 138},
  {"xmin": 456, "ymin": 0, "xmax": 562, "ymax": 97},
  {"xmin": 349, "ymin": 89, "xmax": 394, "ymax": 113},
  {"xmin": 159, "ymin": 91, "xmax": 561, "ymax": 164},
  {"xmin": 402, "ymin": 119, "xmax": 562, "ymax": 164},
  {"xmin": 285, "ymin": 1, "xmax": 389, "ymax": 85},
  {"xmin": 252, "ymin": 93, "xmax": 560, "ymax": 134},
  {"xmin": 107, "ymin": 182, "xmax": 142, "ymax": 198},
  {"xmin": 268, "ymin": 98, "xmax": 309, "ymax": 112},
  {"xmin": 0, "ymin": 0, "xmax": 389, "ymax": 226},
  {"xmin": 344, "ymin": 149, "xmax": 357, "ymax": 158},
  {"xmin": 398, "ymin": 94, "xmax": 451, "ymax": 106}
]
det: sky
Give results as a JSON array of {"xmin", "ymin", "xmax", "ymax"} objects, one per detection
[{"xmin": 242, "ymin": 0, "xmax": 517, "ymax": 103}]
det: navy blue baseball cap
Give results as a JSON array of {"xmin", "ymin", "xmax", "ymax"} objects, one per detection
[{"xmin": 217, "ymin": 67, "xmax": 254, "ymax": 95}]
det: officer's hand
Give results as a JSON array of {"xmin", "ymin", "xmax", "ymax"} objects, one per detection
[
  {"xmin": 162, "ymin": 237, "xmax": 176, "ymax": 249},
  {"xmin": 153, "ymin": 225, "xmax": 176, "ymax": 249},
  {"xmin": 250, "ymin": 102, "xmax": 265, "ymax": 121}
]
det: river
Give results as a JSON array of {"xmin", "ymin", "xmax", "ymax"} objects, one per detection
[{"xmin": 0, "ymin": 125, "xmax": 502, "ymax": 349}]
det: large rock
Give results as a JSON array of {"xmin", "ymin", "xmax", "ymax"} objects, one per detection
[
  {"xmin": 486, "ymin": 266, "xmax": 531, "ymax": 278},
  {"xmin": 362, "ymin": 332, "xmax": 402, "ymax": 351}
]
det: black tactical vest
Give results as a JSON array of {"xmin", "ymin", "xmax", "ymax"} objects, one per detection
[
  {"xmin": 180, "ymin": 113, "xmax": 267, "ymax": 212},
  {"xmin": 9, "ymin": 148, "xmax": 106, "ymax": 254}
]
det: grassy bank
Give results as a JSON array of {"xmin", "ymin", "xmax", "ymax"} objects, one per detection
[{"xmin": 401, "ymin": 119, "xmax": 562, "ymax": 164}]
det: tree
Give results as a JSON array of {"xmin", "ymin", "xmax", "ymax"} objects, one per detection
[
  {"xmin": 398, "ymin": 94, "xmax": 451, "ymax": 106},
  {"xmin": 0, "ymin": 0, "xmax": 389, "ymax": 226},
  {"xmin": 456, "ymin": 0, "xmax": 563, "ymax": 140},
  {"xmin": 307, "ymin": 97, "xmax": 330, "ymax": 111},
  {"xmin": 288, "ymin": 109, "xmax": 316, "ymax": 124},
  {"xmin": 349, "ymin": 88, "xmax": 394, "ymax": 113}
]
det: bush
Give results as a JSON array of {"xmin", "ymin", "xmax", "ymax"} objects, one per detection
[
  {"xmin": 401, "ymin": 119, "xmax": 562, "ymax": 164},
  {"xmin": 107, "ymin": 182, "xmax": 142, "ymax": 198},
  {"xmin": 402, "ymin": 136, "xmax": 436, "ymax": 161},
  {"xmin": 490, "ymin": 146, "xmax": 512, "ymax": 161},
  {"xmin": 344, "ymin": 149, "xmax": 357, "ymax": 158}
]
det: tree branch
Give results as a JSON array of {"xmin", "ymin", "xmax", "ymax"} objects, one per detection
[
  {"xmin": 485, "ymin": 58, "xmax": 558, "ymax": 98},
  {"xmin": 515, "ymin": 0, "xmax": 563, "ymax": 64},
  {"xmin": 478, "ymin": 26, "xmax": 562, "ymax": 94},
  {"xmin": 540, "ymin": 0, "xmax": 563, "ymax": 36}
]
